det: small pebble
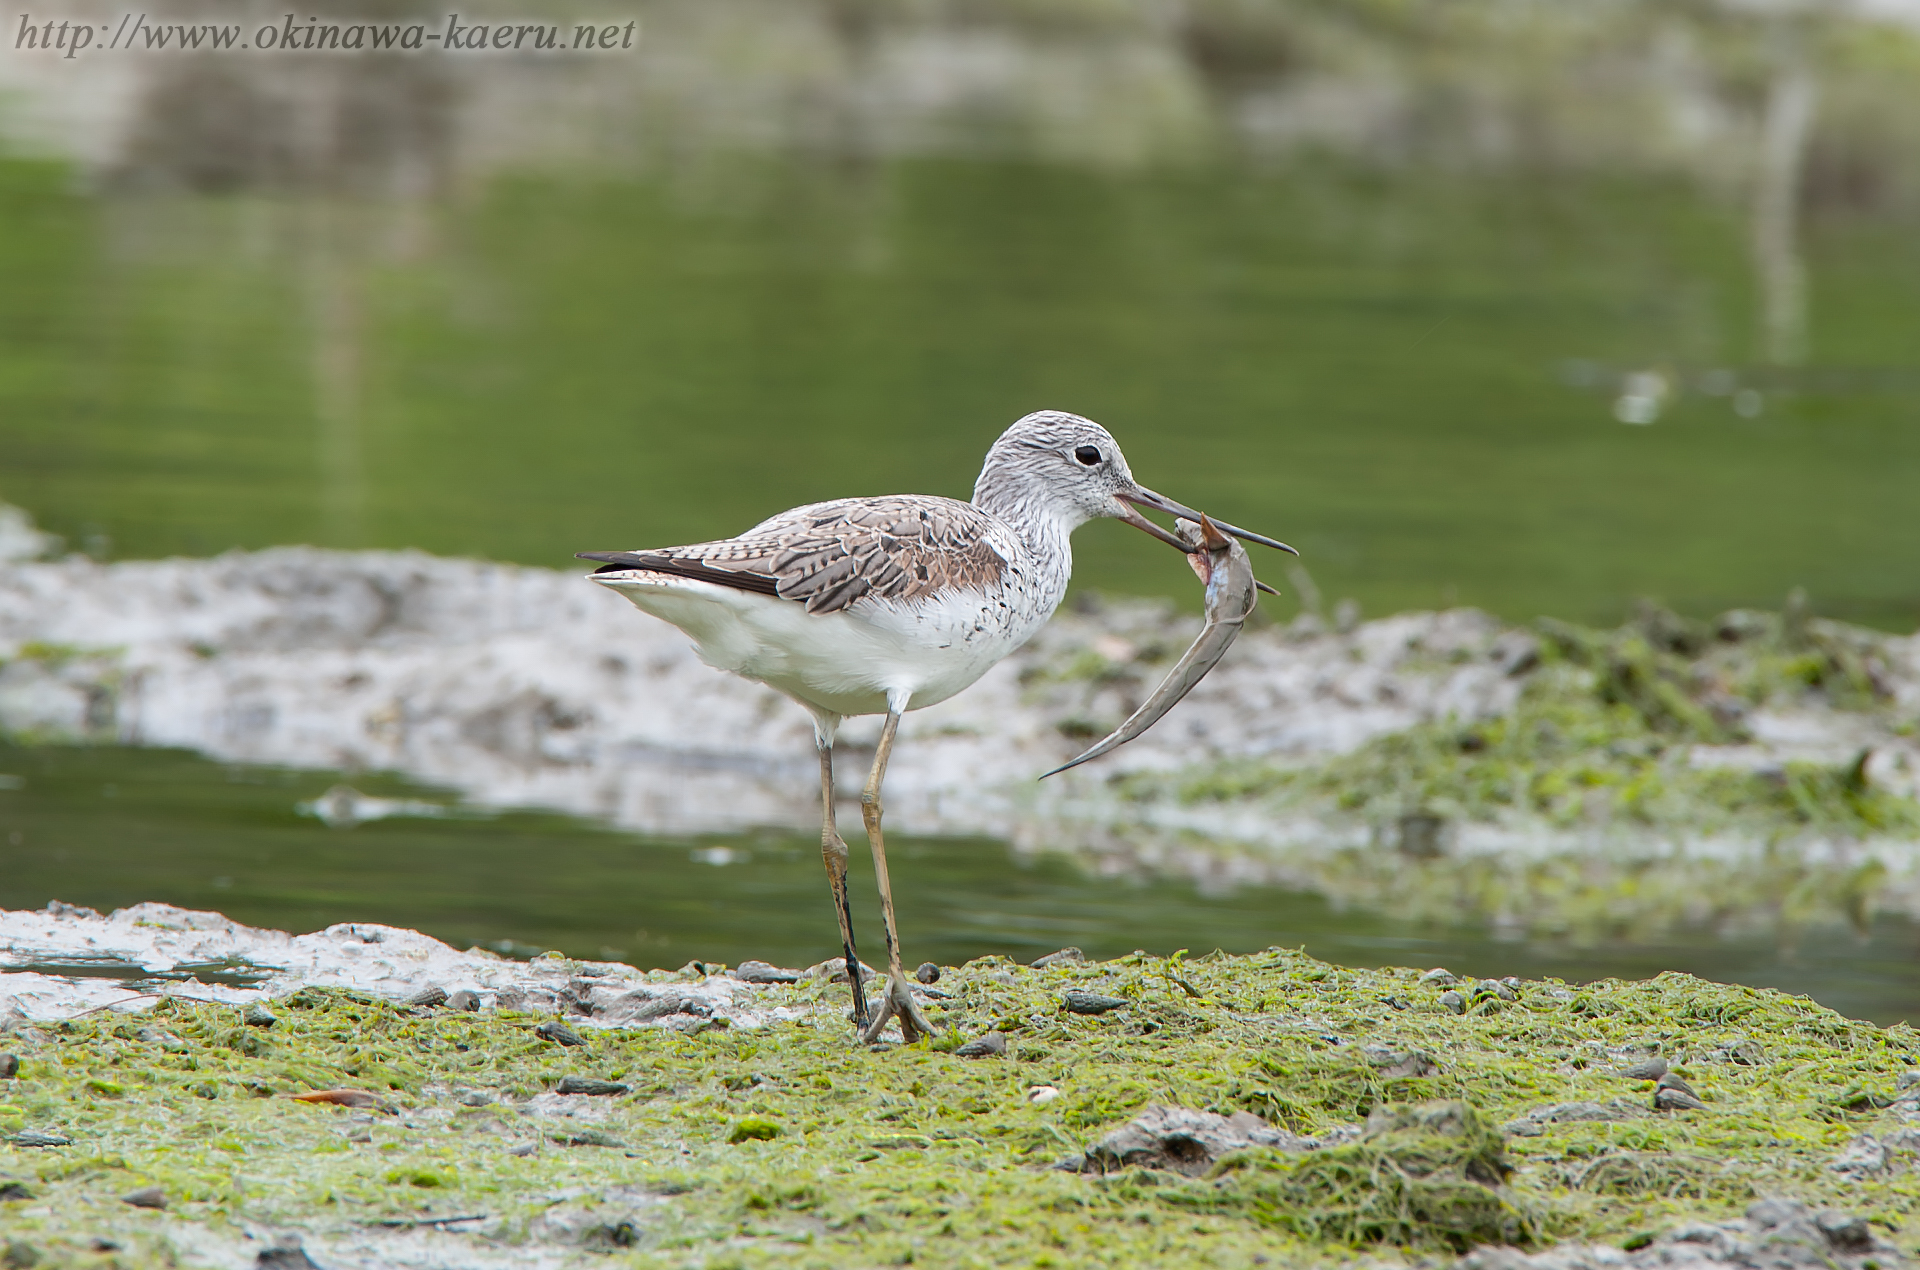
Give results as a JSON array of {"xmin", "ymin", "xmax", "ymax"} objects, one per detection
[
  {"xmin": 121, "ymin": 1185, "xmax": 167, "ymax": 1210},
  {"xmin": 1063, "ymin": 990, "xmax": 1128, "ymax": 1016},
  {"xmin": 1375, "ymin": 1050, "xmax": 1437, "ymax": 1079},
  {"xmin": 10, "ymin": 1130, "xmax": 72, "ymax": 1147},
  {"xmin": 555, "ymin": 1076, "xmax": 630, "ymax": 1097},
  {"xmin": 135, "ymin": 1028, "xmax": 188, "ymax": 1053},
  {"xmin": 447, "ymin": 990, "xmax": 481, "ymax": 1012},
  {"xmin": 915, "ymin": 962, "xmax": 941, "ymax": 985},
  {"xmin": 1897, "ymin": 1070, "xmax": 1920, "ymax": 1092},
  {"xmin": 1418, "ymin": 968, "xmax": 1457, "ymax": 987},
  {"xmin": 1654, "ymin": 1085, "xmax": 1708, "ymax": 1113},
  {"xmin": 1438, "ymin": 990, "xmax": 1466, "ymax": 1015},
  {"xmin": 1656, "ymin": 1072, "xmax": 1699, "ymax": 1098},
  {"xmin": 457, "ymin": 1091, "xmax": 493, "ymax": 1107},
  {"xmin": 244, "ymin": 1004, "xmax": 277, "ymax": 1029},
  {"xmin": 1815, "ymin": 1211, "xmax": 1873, "ymax": 1252},
  {"xmin": 1617, "ymin": 1057, "xmax": 1668, "ymax": 1081},
  {"xmin": 507, "ymin": 1142, "xmax": 539, "ymax": 1157},
  {"xmin": 733, "ymin": 960, "xmax": 803, "ymax": 985},
  {"xmin": 1475, "ymin": 980, "xmax": 1517, "ymax": 1002},
  {"xmin": 1031, "ymin": 948, "xmax": 1085, "ymax": 970},
  {"xmin": 255, "ymin": 1243, "xmax": 324, "ymax": 1269},
  {"xmin": 535, "ymin": 1021, "xmax": 585, "ymax": 1047},
  {"xmin": 954, "ymin": 1031, "xmax": 1007, "ymax": 1059},
  {"xmin": 1026, "ymin": 1085, "xmax": 1060, "ymax": 1105},
  {"xmin": 1380, "ymin": 995, "xmax": 1410, "ymax": 1010},
  {"xmin": 407, "ymin": 986, "xmax": 449, "ymax": 1008},
  {"xmin": 0, "ymin": 1054, "xmax": 17, "ymax": 1079}
]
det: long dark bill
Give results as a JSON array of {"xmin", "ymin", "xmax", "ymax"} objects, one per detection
[{"xmin": 1120, "ymin": 487, "xmax": 1298, "ymax": 556}]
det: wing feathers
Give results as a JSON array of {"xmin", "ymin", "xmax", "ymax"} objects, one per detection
[{"xmin": 580, "ymin": 495, "xmax": 1008, "ymax": 616}]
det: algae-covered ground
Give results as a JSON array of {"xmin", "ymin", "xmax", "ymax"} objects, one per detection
[
  {"xmin": 1117, "ymin": 600, "xmax": 1920, "ymax": 845},
  {"xmin": 4, "ymin": 949, "xmax": 1919, "ymax": 1268}
]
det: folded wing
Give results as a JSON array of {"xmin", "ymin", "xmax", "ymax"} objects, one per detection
[{"xmin": 579, "ymin": 495, "xmax": 1010, "ymax": 615}]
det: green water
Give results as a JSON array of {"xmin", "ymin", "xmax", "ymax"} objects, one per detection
[
  {"xmin": 4, "ymin": 156, "xmax": 1918, "ymax": 626},
  {"xmin": 5, "ymin": 743, "xmax": 1920, "ymax": 1026}
]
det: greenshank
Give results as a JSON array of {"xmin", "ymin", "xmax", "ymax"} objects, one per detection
[{"xmin": 579, "ymin": 410, "xmax": 1293, "ymax": 1043}]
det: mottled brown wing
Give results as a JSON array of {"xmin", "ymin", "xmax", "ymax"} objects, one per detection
[{"xmin": 579, "ymin": 496, "xmax": 1008, "ymax": 615}]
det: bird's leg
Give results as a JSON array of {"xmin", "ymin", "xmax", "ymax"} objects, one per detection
[
  {"xmin": 815, "ymin": 727, "xmax": 870, "ymax": 1032},
  {"xmin": 857, "ymin": 704, "xmax": 934, "ymax": 1046}
]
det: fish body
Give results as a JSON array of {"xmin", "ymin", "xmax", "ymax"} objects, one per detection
[{"xmin": 1042, "ymin": 515, "xmax": 1258, "ymax": 778}]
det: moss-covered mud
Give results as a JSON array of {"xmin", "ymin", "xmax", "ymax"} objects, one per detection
[
  {"xmin": 1120, "ymin": 602, "xmax": 1920, "ymax": 843},
  {"xmin": 1072, "ymin": 603, "xmax": 1920, "ymax": 945},
  {"xmin": 6, "ymin": 950, "xmax": 1920, "ymax": 1268}
]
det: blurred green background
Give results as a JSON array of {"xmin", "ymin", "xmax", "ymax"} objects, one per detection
[{"xmin": 3, "ymin": 0, "xmax": 1918, "ymax": 625}]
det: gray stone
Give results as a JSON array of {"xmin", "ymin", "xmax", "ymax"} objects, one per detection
[
  {"xmin": 8, "ymin": 1130, "xmax": 71, "ymax": 1147},
  {"xmin": 953, "ymin": 1031, "xmax": 1006, "ymax": 1059},
  {"xmin": 1063, "ymin": 990, "xmax": 1128, "ymax": 1015},
  {"xmin": 121, "ymin": 1185, "xmax": 166, "ymax": 1209},
  {"xmin": 733, "ymin": 961, "xmax": 802, "ymax": 985},
  {"xmin": 555, "ymin": 1076, "xmax": 630, "ymax": 1097},
  {"xmin": 407, "ymin": 985, "xmax": 448, "ymax": 1008},
  {"xmin": 1418, "ymin": 968, "xmax": 1458, "ymax": 987},
  {"xmin": 1657, "ymin": 1072, "xmax": 1700, "ymax": 1098},
  {"xmin": 1617, "ymin": 1056, "xmax": 1668, "ymax": 1081},
  {"xmin": 1439, "ymin": 990, "xmax": 1466, "ymax": 1014},
  {"xmin": 1502, "ymin": 1100, "xmax": 1645, "ymax": 1137},
  {"xmin": 447, "ymin": 990, "xmax": 481, "ymax": 1011},
  {"xmin": 1654, "ymin": 1085, "xmax": 1708, "ymax": 1113},
  {"xmin": 1081, "ymin": 1105, "xmax": 1313, "ymax": 1177},
  {"xmin": 534, "ymin": 1021, "xmax": 585, "ymax": 1047},
  {"xmin": 244, "ymin": 1004, "xmax": 277, "ymax": 1028},
  {"xmin": 1828, "ymin": 1133, "xmax": 1889, "ymax": 1178},
  {"xmin": 0, "ymin": 1054, "xmax": 16, "ymax": 1079},
  {"xmin": 1365, "ymin": 1048, "xmax": 1437, "ymax": 1079},
  {"xmin": 1032, "ymin": 948, "xmax": 1086, "ymax": 970},
  {"xmin": 602, "ymin": 992, "xmax": 707, "ymax": 1024},
  {"xmin": 914, "ymin": 962, "xmax": 941, "ymax": 984}
]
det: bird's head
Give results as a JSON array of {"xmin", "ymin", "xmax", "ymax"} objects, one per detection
[{"xmin": 975, "ymin": 410, "xmax": 1297, "ymax": 556}]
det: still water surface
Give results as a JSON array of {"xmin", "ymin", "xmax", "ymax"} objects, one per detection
[
  {"xmin": 4, "ymin": 742, "xmax": 1917, "ymax": 1027},
  {"xmin": 4, "ymin": 158, "xmax": 1919, "ymax": 626}
]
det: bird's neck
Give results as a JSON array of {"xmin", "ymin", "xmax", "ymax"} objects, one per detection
[{"xmin": 972, "ymin": 476, "xmax": 1080, "ymax": 589}]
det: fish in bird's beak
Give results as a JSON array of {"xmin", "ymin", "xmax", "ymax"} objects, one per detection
[
  {"xmin": 1115, "ymin": 485, "xmax": 1298, "ymax": 557},
  {"xmin": 1042, "ymin": 514, "xmax": 1260, "ymax": 779}
]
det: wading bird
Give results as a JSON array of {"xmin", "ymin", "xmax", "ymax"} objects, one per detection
[{"xmin": 579, "ymin": 411, "xmax": 1293, "ymax": 1043}]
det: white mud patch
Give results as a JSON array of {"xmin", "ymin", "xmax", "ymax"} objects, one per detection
[{"xmin": 0, "ymin": 901, "xmax": 804, "ymax": 1029}]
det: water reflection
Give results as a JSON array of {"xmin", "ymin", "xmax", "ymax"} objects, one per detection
[{"xmin": 3, "ymin": 742, "xmax": 1916, "ymax": 1026}]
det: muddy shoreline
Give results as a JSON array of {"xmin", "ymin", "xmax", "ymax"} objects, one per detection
[{"xmin": 5, "ymin": 902, "xmax": 1918, "ymax": 1268}]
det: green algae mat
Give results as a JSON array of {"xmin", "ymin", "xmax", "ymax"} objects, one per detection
[{"xmin": 6, "ymin": 950, "xmax": 1920, "ymax": 1268}]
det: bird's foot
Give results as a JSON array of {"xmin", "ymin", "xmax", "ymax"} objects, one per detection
[{"xmin": 857, "ymin": 975, "xmax": 935, "ymax": 1046}]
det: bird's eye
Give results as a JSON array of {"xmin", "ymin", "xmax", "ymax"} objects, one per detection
[{"xmin": 1073, "ymin": 445, "xmax": 1103, "ymax": 466}]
